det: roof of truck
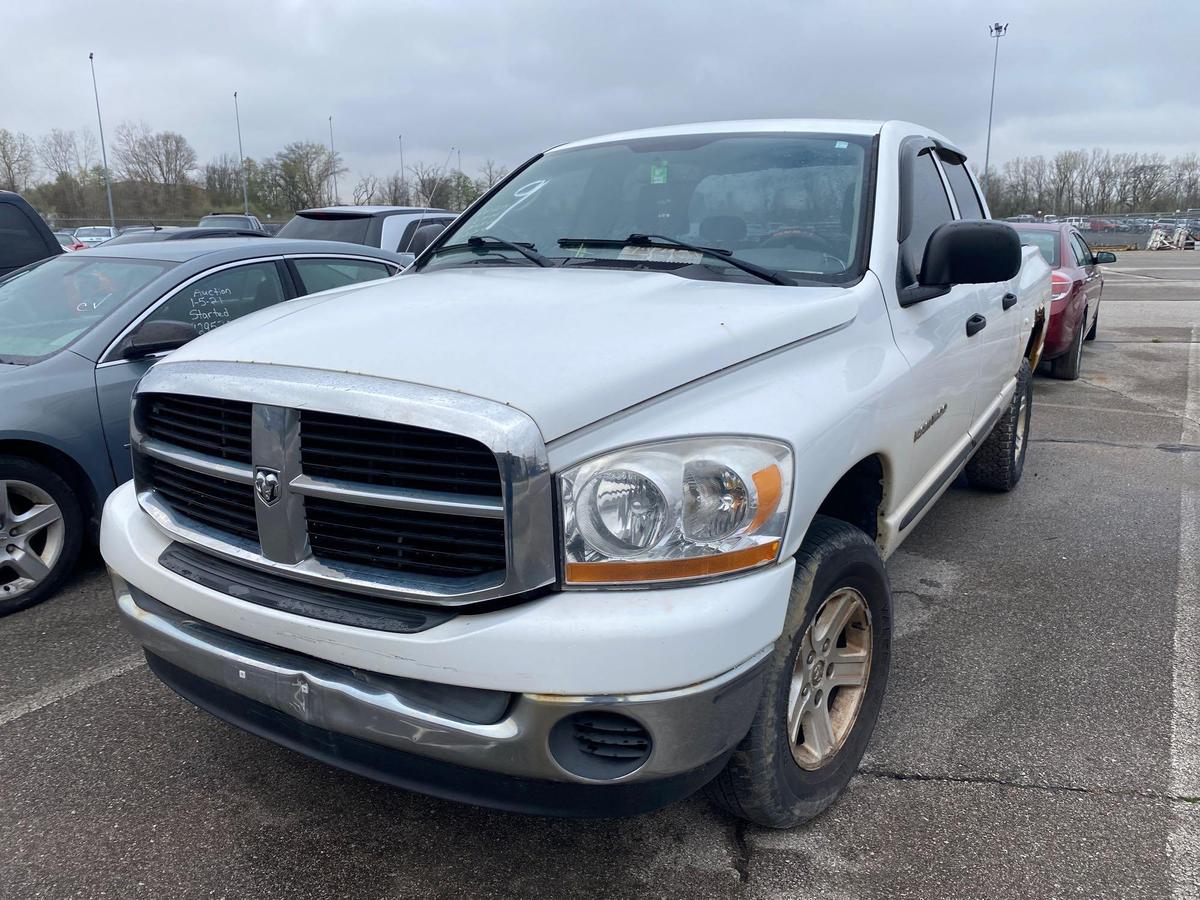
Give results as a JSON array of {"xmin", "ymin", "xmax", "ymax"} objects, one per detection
[{"xmin": 554, "ymin": 119, "xmax": 888, "ymax": 151}]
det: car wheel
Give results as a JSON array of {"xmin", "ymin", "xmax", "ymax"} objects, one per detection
[
  {"xmin": 0, "ymin": 456, "xmax": 83, "ymax": 616},
  {"xmin": 1085, "ymin": 304, "xmax": 1099, "ymax": 341},
  {"xmin": 1050, "ymin": 312, "xmax": 1085, "ymax": 380},
  {"xmin": 965, "ymin": 359, "xmax": 1033, "ymax": 492},
  {"xmin": 705, "ymin": 515, "xmax": 891, "ymax": 828}
]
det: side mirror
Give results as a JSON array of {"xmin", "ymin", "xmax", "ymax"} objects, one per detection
[
  {"xmin": 902, "ymin": 221, "xmax": 1021, "ymax": 306},
  {"xmin": 1094, "ymin": 251, "xmax": 1117, "ymax": 264},
  {"xmin": 121, "ymin": 320, "xmax": 196, "ymax": 359},
  {"xmin": 407, "ymin": 222, "xmax": 447, "ymax": 256}
]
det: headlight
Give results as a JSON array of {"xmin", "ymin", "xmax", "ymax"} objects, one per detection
[{"xmin": 558, "ymin": 437, "xmax": 792, "ymax": 586}]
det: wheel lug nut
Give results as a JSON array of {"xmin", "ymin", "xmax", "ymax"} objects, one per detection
[
  {"xmin": 827, "ymin": 663, "xmax": 834, "ymax": 676},
  {"xmin": 801, "ymin": 685, "xmax": 809, "ymax": 696},
  {"xmin": 814, "ymin": 690, "xmax": 823, "ymax": 706},
  {"xmin": 806, "ymin": 652, "xmax": 815, "ymax": 665},
  {"xmin": 822, "ymin": 638, "xmax": 831, "ymax": 652},
  {"xmin": 5, "ymin": 545, "xmax": 15, "ymax": 553}
]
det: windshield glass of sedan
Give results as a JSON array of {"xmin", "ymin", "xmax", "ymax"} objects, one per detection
[
  {"xmin": 200, "ymin": 216, "xmax": 251, "ymax": 228},
  {"xmin": 75, "ymin": 227, "xmax": 111, "ymax": 239},
  {"xmin": 0, "ymin": 256, "xmax": 174, "ymax": 363},
  {"xmin": 1014, "ymin": 228, "xmax": 1061, "ymax": 267},
  {"xmin": 425, "ymin": 133, "xmax": 871, "ymax": 281}
]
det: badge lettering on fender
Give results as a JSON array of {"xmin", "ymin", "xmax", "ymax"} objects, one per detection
[{"xmin": 913, "ymin": 404, "xmax": 948, "ymax": 443}]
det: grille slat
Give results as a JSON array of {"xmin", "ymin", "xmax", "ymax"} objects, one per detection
[
  {"xmin": 146, "ymin": 457, "xmax": 258, "ymax": 544},
  {"xmin": 300, "ymin": 410, "xmax": 502, "ymax": 498},
  {"xmin": 143, "ymin": 394, "xmax": 253, "ymax": 464},
  {"xmin": 305, "ymin": 496, "xmax": 505, "ymax": 579}
]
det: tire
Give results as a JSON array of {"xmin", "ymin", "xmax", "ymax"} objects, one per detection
[
  {"xmin": 965, "ymin": 359, "xmax": 1032, "ymax": 492},
  {"xmin": 705, "ymin": 516, "xmax": 892, "ymax": 828},
  {"xmin": 0, "ymin": 456, "xmax": 84, "ymax": 616},
  {"xmin": 1084, "ymin": 304, "xmax": 1098, "ymax": 341},
  {"xmin": 1049, "ymin": 312, "xmax": 1085, "ymax": 380}
]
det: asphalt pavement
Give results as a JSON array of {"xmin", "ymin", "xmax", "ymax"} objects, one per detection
[{"xmin": 1, "ymin": 251, "xmax": 1197, "ymax": 899}]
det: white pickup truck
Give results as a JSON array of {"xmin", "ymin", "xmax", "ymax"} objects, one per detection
[{"xmin": 102, "ymin": 120, "xmax": 1050, "ymax": 827}]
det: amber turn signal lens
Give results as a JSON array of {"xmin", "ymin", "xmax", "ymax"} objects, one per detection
[
  {"xmin": 565, "ymin": 540, "xmax": 781, "ymax": 585},
  {"xmin": 748, "ymin": 465, "xmax": 782, "ymax": 531}
]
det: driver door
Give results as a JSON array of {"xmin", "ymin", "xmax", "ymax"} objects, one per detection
[{"xmin": 94, "ymin": 260, "xmax": 291, "ymax": 485}]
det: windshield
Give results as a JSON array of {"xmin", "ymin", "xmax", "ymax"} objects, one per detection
[
  {"xmin": 1014, "ymin": 228, "xmax": 1061, "ymax": 267},
  {"xmin": 278, "ymin": 213, "xmax": 371, "ymax": 243},
  {"xmin": 75, "ymin": 227, "xmax": 111, "ymax": 238},
  {"xmin": 0, "ymin": 256, "xmax": 175, "ymax": 363},
  {"xmin": 422, "ymin": 133, "xmax": 872, "ymax": 283}
]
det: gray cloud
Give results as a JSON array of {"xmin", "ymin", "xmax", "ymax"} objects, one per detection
[{"xmin": 3, "ymin": 0, "xmax": 1196, "ymax": 188}]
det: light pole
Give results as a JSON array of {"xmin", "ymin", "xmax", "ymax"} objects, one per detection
[
  {"xmin": 328, "ymin": 116, "xmax": 338, "ymax": 205},
  {"xmin": 234, "ymin": 92, "xmax": 250, "ymax": 215},
  {"xmin": 88, "ymin": 52, "xmax": 116, "ymax": 229},
  {"xmin": 983, "ymin": 22, "xmax": 1008, "ymax": 198}
]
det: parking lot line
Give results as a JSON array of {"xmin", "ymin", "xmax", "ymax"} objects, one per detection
[
  {"xmin": 0, "ymin": 652, "xmax": 144, "ymax": 728},
  {"xmin": 1169, "ymin": 323, "xmax": 1200, "ymax": 899}
]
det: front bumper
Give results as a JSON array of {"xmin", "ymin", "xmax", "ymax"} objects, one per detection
[{"xmin": 115, "ymin": 578, "xmax": 767, "ymax": 816}]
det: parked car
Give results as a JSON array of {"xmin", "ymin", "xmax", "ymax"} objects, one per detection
[
  {"xmin": 0, "ymin": 191, "xmax": 62, "ymax": 276},
  {"xmin": 277, "ymin": 206, "xmax": 456, "ymax": 254},
  {"xmin": 198, "ymin": 213, "xmax": 267, "ymax": 233},
  {"xmin": 1086, "ymin": 219, "xmax": 1117, "ymax": 233},
  {"xmin": 101, "ymin": 226, "xmax": 274, "ymax": 246},
  {"xmin": 102, "ymin": 119, "xmax": 1050, "ymax": 826},
  {"xmin": 54, "ymin": 233, "xmax": 88, "ymax": 252},
  {"xmin": 0, "ymin": 238, "xmax": 407, "ymax": 615},
  {"xmin": 73, "ymin": 225, "xmax": 117, "ymax": 247},
  {"xmin": 1013, "ymin": 222, "xmax": 1114, "ymax": 379}
]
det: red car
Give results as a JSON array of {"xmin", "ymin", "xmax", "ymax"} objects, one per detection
[{"xmin": 1012, "ymin": 223, "xmax": 1115, "ymax": 380}]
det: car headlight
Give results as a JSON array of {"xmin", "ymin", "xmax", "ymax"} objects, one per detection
[{"xmin": 558, "ymin": 437, "xmax": 793, "ymax": 586}]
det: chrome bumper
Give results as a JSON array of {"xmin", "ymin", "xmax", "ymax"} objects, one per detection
[{"xmin": 115, "ymin": 577, "xmax": 767, "ymax": 788}]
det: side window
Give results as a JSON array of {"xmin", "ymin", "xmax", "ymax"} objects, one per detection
[
  {"xmin": 940, "ymin": 158, "xmax": 986, "ymax": 219},
  {"xmin": 135, "ymin": 261, "xmax": 287, "ymax": 346},
  {"xmin": 903, "ymin": 151, "xmax": 955, "ymax": 282},
  {"xmin": 292, "ymin": 258, "xmax": 393, "ymax": 294},
  {"xmin": 1070, "ymin": 233, "xmax": 1093, "ymax": 267}
]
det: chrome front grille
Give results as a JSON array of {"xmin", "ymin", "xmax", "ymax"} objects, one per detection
[{"xmin": 130, "ymin": 363, "xmax": 556, "ymax": 608}]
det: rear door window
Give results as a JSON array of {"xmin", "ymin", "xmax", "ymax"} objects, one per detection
[
  {"xmin": 292, "ymin": 258, "xmax": 394, "ymax": 294},
  {"xmin": 1069, "ymin": 233, "xmax": 1093, "ymax": 267},
  {"xmin": 940, "ymin": 158, "xmax": 986, "ymax": 219}
]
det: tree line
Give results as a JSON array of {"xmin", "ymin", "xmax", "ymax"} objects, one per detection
[
  {"xmin": 0, "ymin": 123, "xmax": 507, "ymax": 224},
  {"xmin": 982, "ymin": 149, "xmax": 1200, "ymax": 219}
]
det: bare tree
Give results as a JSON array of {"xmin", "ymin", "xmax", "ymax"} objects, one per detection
[
  {"xmin": 203, "ymin": 154, "xmax": 243, "ymax": 209},
  {"xmin": 38, "ymin": 128, "xmax": 80, "ymax": 181},
  {"xmin": 411, "ymin": 161, "xmax": 453, "ymax": 208},
  {"xmin": 381, "ymin": 171, "xmax": 411, "ymax": 206},
  {"xmin": 478, "ymin": 159, "xmax": 508, "ymax": 190},
  {"xmin": 113, "ymin": 122, "xmax": 197, "ymax": 187},
  {"xmin": 0, "ymin": 129, "xmax": 37, "ymax": 191},
  {"xmin": 352, "ymin": 174, "xmax": 379, "ymax": 205}
]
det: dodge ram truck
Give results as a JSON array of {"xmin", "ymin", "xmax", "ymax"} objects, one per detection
[{"xmin": 102, "ymin": 119, "xmax": 1050, "ymax": 827}]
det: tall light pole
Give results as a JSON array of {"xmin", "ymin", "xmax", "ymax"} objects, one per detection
[
  {"xmin": 88, "ymin": 52, "xmax": 116, "ymax": 229},
  {"xmin": 234, "ymin": 92, "xmax": 250, "ymax": 215},
  {"xmin": 328, "ymin": 115, "xmax": 338, "ymax": 205},
  {"xmin": 983, "ymin": 22, "xmax": 1008, "ymax": 197}
]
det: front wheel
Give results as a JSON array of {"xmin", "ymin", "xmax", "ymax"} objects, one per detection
[
  {"xmin": 705, "ymin": 516, "xmax": 891, "ymax": 828},
  {"xmin": 0, "ymin": 457, "xmax": 83, "ymax": 616}
]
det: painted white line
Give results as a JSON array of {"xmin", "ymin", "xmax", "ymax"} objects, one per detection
[
  {"xmin": 1169, "ymin": 322, "xmax": 1200, "ymax": 899},
  {"xmin": 0, "ymin": 653, "xmax": 145, "ymax": 728}
]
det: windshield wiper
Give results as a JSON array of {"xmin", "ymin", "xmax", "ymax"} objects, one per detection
[
  {"xmin": 558, "ymin": 233, "xmax": 795, "ymax": 286},
  {"xmin": 434, "ymin": 235, "xmax": 550, "ymax": 267}
]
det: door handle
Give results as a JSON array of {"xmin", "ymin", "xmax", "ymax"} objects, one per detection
[
  {"xmin": 1002, "ymin": 292, "xmax": 1017, "ymax": 310},
  {"xmin": 965, "ymin": 314, "xmax": 987, "ymax": 337}
]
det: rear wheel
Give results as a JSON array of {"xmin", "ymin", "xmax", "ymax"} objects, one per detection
[
  {"xmin": 705, "ymin": 516, "xmax": 891, "ymax": 827},
  {"xmin": 0, "ymin": 457, "xmax": 83, "ymax": 616},
  {"xmin": 1050, "ymin": 311, "xmax": 1086, "ymax": 380},
  {"xmin": 965, "ymin": 360, "xmax": 1033, "ymax": 492}
]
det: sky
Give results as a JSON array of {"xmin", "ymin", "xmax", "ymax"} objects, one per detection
[{"xmin": 3, "ymin": 0, "xmax": 1198, "ymax": 191}]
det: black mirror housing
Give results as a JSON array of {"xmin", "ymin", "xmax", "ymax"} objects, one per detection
[
  {"xmin": 1094, "ymin": 250, "xmax": 1117, "ymax": 264},
  {"xmin": 408, "ymin": 223, "xmax": 447, "ymax": 256},
  {"xmin": 921, "ymin": 220, "xmax": 1022, "ymax": 287},
  {"xmin": 121, "ymin": 320, "xmax": 196, "ymax": 359}
]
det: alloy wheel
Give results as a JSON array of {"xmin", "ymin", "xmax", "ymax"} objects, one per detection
[
  {"xmin": 787, "ymin": 586, "xmax": 873, "ymax": 770},
  {"xmin": 0, "ymin": 480, "xmax": 66, "ymax": 601}
]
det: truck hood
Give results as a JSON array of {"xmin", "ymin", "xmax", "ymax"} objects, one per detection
[{"xmin": 165, "ymin": 267, "xmax": 857, "ymax": 441}]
